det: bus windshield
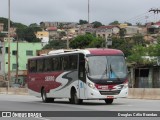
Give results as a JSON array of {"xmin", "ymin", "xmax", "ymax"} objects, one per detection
[{"xmin": 87, "ymin": 56, "xmax": 127, "ymax": 80}]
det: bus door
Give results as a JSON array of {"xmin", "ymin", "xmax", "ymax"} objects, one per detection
[{"xmin": 78, "ymin": 54, "xmax": 86, "ymax": 99}]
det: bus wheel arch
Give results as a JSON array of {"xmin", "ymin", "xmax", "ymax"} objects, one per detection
[
  {"xmin": 41, "ymin": 87, "xmax": 54, "ymax": 103},
  {"xmin": 41, "ymin": 87, "xmax": 45, "ymax": 96},
  {"xmin": 70, "ymin": 87, "xmax": 82, "ymax": 104},
  {"xmin": 41, "ymin": 87, "xmax": 48, "ymax": 103}
]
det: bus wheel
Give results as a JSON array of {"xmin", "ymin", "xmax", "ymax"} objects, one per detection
[
  {"xmin": 73, "ymin": 91, "xmax": 83, "ymax": 104},
  {"xmin": 104, "ymin": 99, "xmax": 113, "ymax": 104},
  {"xmin": 41, "ymin": 89, "xmax": 54, "ymax": 103},
  {"xmin": 69, "ymin": 98, "xmax": 73, "ymax": 104}
]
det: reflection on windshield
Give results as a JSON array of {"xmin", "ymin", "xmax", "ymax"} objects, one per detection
[{"xmin": 87, "ymin": 56, "xmax": 127, "ymax": 80}]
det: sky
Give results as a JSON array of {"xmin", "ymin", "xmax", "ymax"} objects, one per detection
[{"xmin": 0, "ymin": 0, "xmax": 160, "ymax": 25}]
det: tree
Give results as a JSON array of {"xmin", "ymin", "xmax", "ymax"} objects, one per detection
[
  {"xmin": 89, "ymin": 37, "xmax": 104, "ymax": 48},
  {"xmin": 79, "ymin": 19, "xmax": 88, "ymax": 25},
  {"xmin": 40, "ymin": 22, "xmax": 45, "ymax": 29},
  {"xmin": 59, "ymin": 31, "xmax": 66, "ymax": 38},
  {"xmin": 127, "ymin": 44, "xmax": 160, "ymax": 65},
  {"xmin": 70, "ymin": 34, "xmax": 104, "ymax": 49},
  {"xmin": 13, "ymin": 22, "xmax": 27, "ymax": 29},
  {"xmin": 127, "ymin": 45, "xmax": 146, "ymax": 64},
  {"xmin": 111, "ymin": 37, "xmax": 132, "ymax": 57},
  {"xmin": 132, "ymin": 33, "xmax": 146, "ymax": 46},
  {"xmin": 23, "ymin": 27, "xmax": 41, "ymax": 42},
  {"xmin": 69, "ymin": 34, "xmax": 93, "ymax": 49},
  {"xmin": 0, "ymin": 17, "xmax": 13, "ymax": 31},
  {"xmin": 109, "ymin": 20, "xmax": 120, "ymax": 25},
  {"xmin": 29, "ymin": 23, "xmax": 39, "ymax": 28},
  {"xmin": 136, "ymin": 22, "xmax": 142, "ymax": 26},
  {"xmin": 157, "ymin": 35, "xmax": 160, "ymax": 44},
  {"xmin": 92, "ymin": 21, "xmax": 103, "ymax": 28},
  {"xmin": 16, "ymin": 25, "xmax": 41, "ymax": 42},
  {"xmin": 43, "ymin": 40, "xmax": 67, "ymax": 49},
  {"xmin": 58, "ymin": 23, "xmax": 64, "ymax": 29},
  {"xmin": 16, "ymin": 28, "xmax": 26, "ymax": 40},
  {"xmin": 119, "ymin": 28, "xmax": 126, "ymax": 39},
  {"xmin": 14, "ymin": 23, "xmax": 28, "ymax": 40},
  {"xmin": 124, "ymin": 22, "xmax": 132, "ymax": 26},
  {"xmin": 147, "ymin": 44, "xmax": 160, "ymax": 56}
]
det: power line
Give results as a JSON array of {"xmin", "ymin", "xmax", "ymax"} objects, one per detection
[
  {"xmin": 127, "ymin": 12, "xmax": 154, "ymax": 23},
  {"xmin": 149, "ymin": 8, "xmax": 160, "ymax": 22},
  {"xmin": 125, "ymin": 12, "xmax": 149, "ymax": 22},
  {"xmin": 125, "ymin": 8, "xmax": 160, "ymax": 24}
]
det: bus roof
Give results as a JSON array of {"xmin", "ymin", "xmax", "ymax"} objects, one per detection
[
  {"xmin": 87, "ymin": 48, "xmax": 123, "ymax": 56},
  {"xmin": 28, "ymin": 48, "xmax": 124, "ymax": 60}
]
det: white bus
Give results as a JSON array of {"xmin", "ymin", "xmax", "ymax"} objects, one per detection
[{"xmin": 27, "ymin": 48, "xmax": 128, "ymax": 104}]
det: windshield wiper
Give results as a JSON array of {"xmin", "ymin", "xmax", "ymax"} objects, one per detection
[
  {"xmin": 100, "ymin": 65, "xmax": 108, "ymax": 80},
  {"xmin": 109, "ymin": 64, "xmax": 120, "ymax": 81}
]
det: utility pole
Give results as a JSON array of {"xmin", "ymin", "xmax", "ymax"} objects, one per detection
[
  {"xmin": 16, "ymin": 36, "xmax": 19, "ymax": 84},
  {"xmin": 88, "ymin": 0, "xmax": 90, "ymax": 23},
  {"xmin": 67, "ymin": 31, "xmax": 69, "ymax": 49},
  {"xmin": 66, "ymin": 25, "xmax": 69, "ymax": 49},
  {"xmin": 106, "ymin": 34, "xmax": 112, "ymax": 48},
  {"xmin": 149, "ymin": 8, "xmax": 160, "ymax": 14},
  {"xmin": 7, "ymin": 0, "xmax": 11, "ymax": 91}
]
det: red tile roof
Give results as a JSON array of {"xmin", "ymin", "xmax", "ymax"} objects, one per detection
[
  {"xmin": 155, "ymin": 21, "xmax": 160, "ymax": 26},
  {"xmin": 98, "ymin": 25, "xmax": 119, "ymax": 29},
  {"xmin": 47, "ymin": 27, "xmax": 57, "ymax": 31}
]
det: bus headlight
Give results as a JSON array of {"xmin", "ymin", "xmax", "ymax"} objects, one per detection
[
  {"xmin": 123, "ymin": 83, "xmax": 128, "ymax": 89},
  {"xmin": 88, "ymin": 82, "xmax": 95, "ymax": 89}
]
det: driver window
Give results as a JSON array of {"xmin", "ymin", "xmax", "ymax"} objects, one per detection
[{"xmin": 79, "ymin": 54, "xmax": 86, "ymax": 82}]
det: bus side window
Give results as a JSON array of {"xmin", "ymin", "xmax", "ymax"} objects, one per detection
[
  {"xmin": 62, "ymin": 56, "xmax": 69, "ymax": 70},
  {"xmin": 70, "ymin": 55, "xmax": 78, "ymax": 70},
  {"xmin": 53, "ymin": 57, "xmax": 62, "ymax": 71},
  {"xmin": 29, "ymin": 60, "xmax": 36, "ymax": 73},
  {"xmin": 37, "ymin": 59, "xmax": 44, "ymax": 72},
  {"xmin": 44, "ymin": 58, "xmax": 52, "ymax": 72}
]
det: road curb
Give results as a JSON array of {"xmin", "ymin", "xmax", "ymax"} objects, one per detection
[{"xmin": 0, "ymin": 88, "xmax": 29, "ymax": 95}]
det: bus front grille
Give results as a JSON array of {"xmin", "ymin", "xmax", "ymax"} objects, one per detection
[{"xmin": 99, "ymin": 90, "xmax": 121, "ymax": 95}]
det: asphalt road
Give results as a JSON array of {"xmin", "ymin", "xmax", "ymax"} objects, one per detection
[{"xmin": 0, "ymin": 94, "xmax": 160, "ymax": 120}]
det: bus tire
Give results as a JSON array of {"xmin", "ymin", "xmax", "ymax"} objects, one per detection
[
  {"xmin": 41, "ymin": 89, "xmax": 54, "ymax": 103},
  {"xmin": 69, "ymin": 98, "xmax": 73, "ymax": 104},
  {"xmin": 73, "ymin": 91, "xmax": 83, "ymax": 104},
  {"xmin": 104, "ymin": 99, "xmax": 113, "ymax": 104}
]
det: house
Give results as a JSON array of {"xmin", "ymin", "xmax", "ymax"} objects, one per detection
[
  {"xmin": 0, "ymin": 41, "xmax": 42, "ymax": 87},
  {"xmin": 96, "ymin": 25, "xmax": 120, "ymax": 39},
  {"xmin": 147, "ymin": 25, "xmax": 160, "ymax": 34},
  {"xmin": 128, "ymin": 56, "xmax": 160, "ymax": 99},
  {"xmin": 40, "ymin": 22, "xmax": 77, "ymax": 28},
  {"xmin": 77, "ymin": 24, "xmax": 94, "ymax": 35},
  {"xmin": 46, "ymin": 26, "xmax": 59, "ymax": 40},
  {"xmin": 125, "ymin": 26, "xmax": 142, "ymax": 37},
  {"xmin": 36, "ymin": 31, "xmax": 49, "ymax": 46},
  {"xmin": 61, "ymin": 28, "xmax": 78, "ymax": 40},
  {"xmin": 0, "ymin": 23, "xmax": 4, "ymax": 32}
]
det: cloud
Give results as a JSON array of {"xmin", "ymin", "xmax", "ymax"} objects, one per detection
[{"xmin": 0, "ymin": 0, "xmax": 160, "ymax": 25}]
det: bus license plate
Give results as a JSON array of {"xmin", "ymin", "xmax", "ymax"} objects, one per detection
[{"xmin": 107, "ymin": 96, "xmax": 114, "ymax": 99}]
